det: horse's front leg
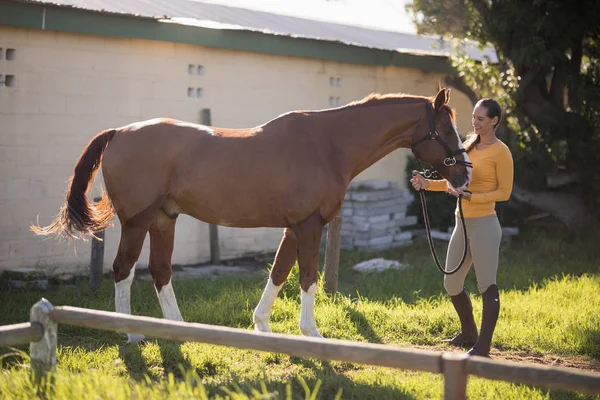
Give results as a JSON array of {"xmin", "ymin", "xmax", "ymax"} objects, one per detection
[
  {"xmin": 253, "ymin": 228, "xmax": 297, "ymax": 332},
  {"xmin": 294, "ymin": 212, "xmax": 324, "ymax": 338}
]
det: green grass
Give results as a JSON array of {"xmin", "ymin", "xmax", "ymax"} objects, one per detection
[{"xmin": 1, "ymin": 228, "xmax": 599, "ymax": 399}]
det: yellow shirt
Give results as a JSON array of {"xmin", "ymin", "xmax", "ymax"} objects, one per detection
[{"xmin": 426, "ymin": 140, "xmax": 514, "ymax": 218}]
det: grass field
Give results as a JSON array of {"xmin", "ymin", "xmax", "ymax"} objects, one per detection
[{"xmin": 1, "ymin": 228, "xmax": 599, "ymax": 399}]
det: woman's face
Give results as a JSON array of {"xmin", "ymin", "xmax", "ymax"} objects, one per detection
[{"xmin": 472, "ymin": 105, "xmax": 498, "ymax": 136}]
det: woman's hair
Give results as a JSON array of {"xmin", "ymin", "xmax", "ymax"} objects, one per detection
[{"xmin": 463, "ymin": 98, "xmax": 503, "ymax": 153}]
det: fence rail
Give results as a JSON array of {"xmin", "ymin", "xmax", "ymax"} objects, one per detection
[
  {"xmin": 1, "ymin": 298, "xmax": 599, "ymax": 399},
  {"xmin": 0, "ymin": 322, "xmax": 43, "ymax": 346},
  {"xmin": 50, "ymin": 305, "xmax": 443, "ymax": 373}
]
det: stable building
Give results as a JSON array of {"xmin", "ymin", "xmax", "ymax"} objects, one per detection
[{"xmin": 0, "ymin": 0, "xmax": 492, "ymax": 276}]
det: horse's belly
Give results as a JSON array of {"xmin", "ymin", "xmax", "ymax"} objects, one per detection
[{"xmin": 173, "ymin": 194, "xmax": 296, "ymax": 228}]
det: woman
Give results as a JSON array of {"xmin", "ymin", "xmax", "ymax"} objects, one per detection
[{"xmin": 410, "ymin": 98, "xmax": 514, "ymax": 357}]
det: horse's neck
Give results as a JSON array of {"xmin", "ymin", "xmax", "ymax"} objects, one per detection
[{"xmin": 323, "ymin": 102, "xmax": 424, "ymax": 181}]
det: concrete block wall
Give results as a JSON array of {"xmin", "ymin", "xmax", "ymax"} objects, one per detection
[
  {"xmin": 338, "ymin": 180, "xmax": 417, "ymax": 251},
  {"xmin": 0, "ymin": 26, "xmax": 473, "ymax": 276}
]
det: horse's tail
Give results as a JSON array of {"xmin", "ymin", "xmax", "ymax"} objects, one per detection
[{"xmin": 31, "ymin": 129, "xmax": 118, "ymax": 240}]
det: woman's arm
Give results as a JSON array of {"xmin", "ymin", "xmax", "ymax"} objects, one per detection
[{"xmin": 469, "ymin": 148, "xmax": 514, "ymax": 203}]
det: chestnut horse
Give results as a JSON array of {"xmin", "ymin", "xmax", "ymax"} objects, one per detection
[{"xmin": 32, "ymin": 88, "xmax": 471, "ymax": 343}]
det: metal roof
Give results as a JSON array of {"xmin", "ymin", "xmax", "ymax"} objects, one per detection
[{"xmin": 15, "ymin": 0, "xmax": 497, "ymax": 62}]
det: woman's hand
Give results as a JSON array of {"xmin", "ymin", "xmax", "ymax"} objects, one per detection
[
  {"xmin": 410, "ymin": 174, "xmax": 430, "ymax": 191},
  {"xmin": 448, "ymin": 186, "xmax": 472, "ymax": 200}
]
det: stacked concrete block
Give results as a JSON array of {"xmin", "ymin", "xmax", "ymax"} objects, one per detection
[{"xmin": 333, "ymin": 180, "xmax": 417, "ymax": 251}]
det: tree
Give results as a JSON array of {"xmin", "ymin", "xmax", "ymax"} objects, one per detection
[{"xmin": 406, "ymin": 0, "xmax": 600, "ymax": 230}]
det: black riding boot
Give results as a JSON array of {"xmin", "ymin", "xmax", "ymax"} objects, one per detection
[
  {"xmin": 468, "ymin": 284, "xmax": 500, "ymax": 357},
  {"xmin": 442, "ymin": 290, "xmax": 478, "ymax": 348}
]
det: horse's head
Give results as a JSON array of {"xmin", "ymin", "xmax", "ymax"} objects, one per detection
[{"xmin": 411, "ymin": 88, "xmax": 472, "ymax": 189}]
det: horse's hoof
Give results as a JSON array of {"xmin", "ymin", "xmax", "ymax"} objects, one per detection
[
  {"xmin": 301, "ymin": 328, "xmax": 323, "ymax": 338},
  {"xmin": 254, "ymin": 322, "xmax": 272, "ymax": 333},
  {"xmin": 126, "ymin": 333, "xmax": 146, "ymax": 344}
]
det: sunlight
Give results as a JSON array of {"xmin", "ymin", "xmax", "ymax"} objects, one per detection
[{"xmin": 191, "ymin": 0, "xmax": 417, "ymax": 34}]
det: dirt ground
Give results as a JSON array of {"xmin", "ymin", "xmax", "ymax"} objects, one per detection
[{"xmin": 415, "ymin": 345, "xmax": 600, "ymax": 373}]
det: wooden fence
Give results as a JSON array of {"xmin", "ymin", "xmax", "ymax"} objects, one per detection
[{"xmin": 1, "ymin": 298, "xmax": 599, "ymax": 399}]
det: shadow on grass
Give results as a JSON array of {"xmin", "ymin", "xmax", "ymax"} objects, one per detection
[
  {"xmin": 565, "ymin": 325, "xmax": 600, "ymax": 360},
  {"xmin": 113, "ymin": 339, "xmax": 419, "ymax": 399},
  {"xmin": 118, "ymin": 340, "xmax": 151, "ymax": 381},
  {"xmin": 118, "ymin": 339, "xmax": 195, "ymax": 381},
  {"xmin": 238, "ymin": 356, "xmax": 418, "ymax": 400},
  {"xmin": 157, "ymin": 340, "xmax": 194, "ymax": 378},
  {"xmin": 342, "ymin": 305, "xmax": 383, "ymax": 344}
]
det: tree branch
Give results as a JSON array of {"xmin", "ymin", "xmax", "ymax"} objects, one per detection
[
  {"xmin": 549, "ymin": 57, "xmax": 568, "ymax": 110},
  {"xmin": 511, "ymin": 184, "xmax": 589, "ymax": 231},
  {"xmin": 568, "ymin": 35, "xmax": 584, "ymax": 108},
  {"xmin": 470, "ymin": 0, "xmax": 488, "ymax": 19},
  {"xmin": 570, "ymin": 35, "xmax": 583, "ymax": 75},
  {"xmin": 444, "ymin": 74, "xmax": 478, "ymax": 106}
]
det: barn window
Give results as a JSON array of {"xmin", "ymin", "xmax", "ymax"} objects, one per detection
[
  {"xmin": 0, "ymin": 48, "xmax": 3, "ymax": 60},
  {"xmin": 6, "ymin": 48, "xmax": 16, "ymax": 60},
  {"xmin": 197, "ymin": 65, "xmax": 205, "ymax": 75},
  {"xmin": 188, "ymin": 64, "xmax": 195, "ymax": 74},
  {"xmin": 196, "ymin": 88, "xmax": 204, "ymax": 98},
  {"xmin": 330, "ymin": 76, "xmax": 342, "ymax": 87},
  {"xmin": 187, "ymin": 87, "xmax": 195, "ymax": 97},
  {"xmin": 5, "ymin": 75, "xmax": 16, "ymax": 87}
]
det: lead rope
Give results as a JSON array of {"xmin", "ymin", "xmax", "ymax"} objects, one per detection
[{"xmin": 412, "ymin": 171, "xmax": 469, "ymax": 275}]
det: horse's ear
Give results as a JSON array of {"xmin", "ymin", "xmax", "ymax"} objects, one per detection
[
  {"xmin": 433, "ymin": 88, "xmax": 448, "ymax": 111},
  {"xmin": 446, "ymin": 88, "xmax": 451, "ymax": 104}
]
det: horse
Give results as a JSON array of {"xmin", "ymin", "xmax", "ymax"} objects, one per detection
[{"xmin": 31, "ymin": 88, "xmax": 471, "ymax": 343}]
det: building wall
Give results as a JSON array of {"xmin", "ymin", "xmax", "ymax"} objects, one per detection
[{"xmin": 0, "ymin": 26, "xmax": 474, "ymax": 275}]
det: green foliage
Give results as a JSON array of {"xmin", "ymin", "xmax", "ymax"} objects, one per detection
[{"xmin": 407, "ymin": 0, "xmax": 600, "ymax": 207}]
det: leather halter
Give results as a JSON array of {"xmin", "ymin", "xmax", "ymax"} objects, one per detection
[{"xmin": 411, "ymin": 102, "xmax": 473, "ymax": 178}]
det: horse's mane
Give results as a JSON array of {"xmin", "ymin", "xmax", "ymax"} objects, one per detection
[
  {"xmin": 349, "ymin": 92, "xmax": 428, "ymax": 106},
  {"xmin": 345, "ymin": 92, "xmax": 456, "ymax": 121}
]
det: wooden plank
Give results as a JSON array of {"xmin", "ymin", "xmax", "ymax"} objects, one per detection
[
  {"xmin": 30, "ymin": 299, "xmax": 57, "ymax": 384},
  {"xmin": 0, "ymin": 322, "xmax": 44, "ymax": 346},
  {"xmin": 324, "ymin": 216, "xmax": 342, "ymax": 294},
  {"xmin": 50, "ymin": 306, "xmax": 442, "ymax": 373},
  {"xmin": 468, "ymin": 356, "xmax": 600, "ymax": 395},
  {"xmin": 442, "ymin": 352, "xmax": 469, "ymax": 400},
  {"xmin": 201, "ymin": 108, "xmax": 220, "ymax": 264}
]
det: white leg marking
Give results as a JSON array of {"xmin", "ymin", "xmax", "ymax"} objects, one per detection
[
  {"xmin": 253, "ymin": 278, "xmax": 282, "ymax": 333},
  {"xmin": 156, "ymin": 279, "xmax": 183, "ymax": 321},
  {"xmin": 300, "ymin": 283, "xmax": 322, "ymax": 338},
  {"xmin": 115, "ymin": 265, "xmax": 145, "ymax": 344}
]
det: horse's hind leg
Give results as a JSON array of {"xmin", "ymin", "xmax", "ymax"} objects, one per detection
[
  {"xmin": 294, "ymin": 212, "xmax": 324, "ymax": 338},
  {"xmin": 253, "ymin": 228, "xmax": 297, "ymax": 332},
  {"xmin": 148, "ymin": 211, "xmax": 183, "ymax": 321},
  {"xmin": 113, "ymin": 220, "xmax": 151, "ymax": 344}
]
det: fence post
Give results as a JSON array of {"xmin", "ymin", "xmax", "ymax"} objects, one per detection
[
  {"xmin": 323, "ymin": 216, "xmax": 343, "ymax": 294},
  {"xmin": 30, "ymin": 298, "xmax": 57, "ymax": 385},
  {"xmin": 201, "ymin": 108, "xmax": 220, "ymax": 264},
  {"xmin": 442, "ymin": 352, "xmax": 469, "ymax": 400},
  {"xmin": 89, "ymin": 197, "xmax": 105, "ymax": 291}
]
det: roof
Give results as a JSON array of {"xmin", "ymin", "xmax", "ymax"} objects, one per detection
[{"xmin": 11, "ymin": 0, "xmax": 496, "ymax": 62}]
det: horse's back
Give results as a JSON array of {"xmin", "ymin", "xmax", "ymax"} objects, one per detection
[{"xmin": 100, "ymin": 116, "xmax": 344, "ymax": 227}]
